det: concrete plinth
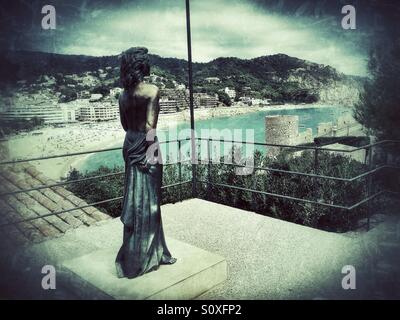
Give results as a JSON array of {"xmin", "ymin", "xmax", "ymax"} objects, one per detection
[{"xmin": 61, "ymin": 237, "xmax": 227, "ymax": 300}]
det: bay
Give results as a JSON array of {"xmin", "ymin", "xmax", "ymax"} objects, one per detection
[{"xmin": 78, "ymin": 105, "xmax": 349, "ymax": 172}]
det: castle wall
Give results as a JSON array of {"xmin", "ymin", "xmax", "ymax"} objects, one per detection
[
  {"xmin": 297, "ymin": 128, "xmax": 313, "ymax": 144},
  {"xmin": 264, "ymin": 112, "xmax": 362, "ymax": 159},
  {"xmin": 317, "ymin": 122, "xmax": 333, "ymax": 137}
]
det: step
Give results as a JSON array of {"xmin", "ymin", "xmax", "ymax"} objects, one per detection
[{"xmin": 61, "ymin": 237, "xmax": 227, "ymax": 300}]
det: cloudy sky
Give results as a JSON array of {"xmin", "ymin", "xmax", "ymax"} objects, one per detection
[{"xmin": 1, "ymin": 0, "xmax": 385, "ymax": 76}]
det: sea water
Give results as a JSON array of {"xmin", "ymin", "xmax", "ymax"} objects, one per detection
[{"xmin": 78, "ymin": 105, "xmax": 349, "ymax": 173}]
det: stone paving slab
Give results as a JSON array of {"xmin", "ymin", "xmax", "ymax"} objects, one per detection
[{"xmin": 1, "ymin": 199, "xmax": 399, "ymax": 299}]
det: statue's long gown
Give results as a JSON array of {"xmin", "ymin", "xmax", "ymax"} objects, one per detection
[{"xmin": 115, "ymin": 127, "xmax": 175, "ymax": 279}]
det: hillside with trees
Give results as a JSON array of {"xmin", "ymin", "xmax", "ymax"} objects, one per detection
[{"xmin": 0, "ymin": 50, "xmax": 362, "ymax": 104}]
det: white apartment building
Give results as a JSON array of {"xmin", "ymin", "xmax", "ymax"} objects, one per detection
[
  {"xmin": 0, "ymin": 104, "xmax": 73, "ymax": 124},
  {"xmin": 175, "ymin": 84, "xmax": 186, "ymax": 90},
  {"xmin": 224, "ymin": 87, "xmax": 236, "ymax": 100},
  {"xmin": 238, "ymin": 96, "xmax": 251, "ymax": 106},
  {"xmin": 60, "ymin": 105, "xmax": 77, "ymax": 122},
  {"xmin": 79, "ymin": 103, "xmax": 118, "ymax": 121},
  {"xmin": 250, "ymin": 98, "xmax": 271, "ymax": 106},
  {"xmin": 159, "ymin": 98, "xmax": 178, "ymax": 114},
  {"xmin": 160, "ymin": 89, "xmax": 188, "ymax": 111},
  {"xmin": 204, "ymin": 77, "xmax": 221, "ymax": 83},
  {"xmin": 194, "ymin": 93, "xmax": 219, "ymax": 108}
]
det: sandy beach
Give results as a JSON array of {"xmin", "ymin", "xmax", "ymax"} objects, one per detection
[
  {"xmin": 2, "ymin": 103, "xmax": 335, "ymax": 181},
  {"xmin": 4, "ymin": 122, "xmax": 126, "ymax": 181}
]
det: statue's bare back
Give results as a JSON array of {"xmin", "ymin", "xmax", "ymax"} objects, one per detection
[{"xmin": 119, "ymin": 83, "xmax": 160, "ymax": 133}]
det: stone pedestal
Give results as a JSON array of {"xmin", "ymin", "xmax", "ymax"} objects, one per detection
[{"xmin": 61, "ymin": 237, "xmax": 227, "ymax": 300}]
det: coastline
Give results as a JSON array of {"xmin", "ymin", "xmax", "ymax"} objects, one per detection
[
  {"xmin": 4, "ymin": 103, "xmax": 339, "ymax": 180},
  {"xmin": 158, "ymin": 103, "xmax": 336, "ymax": 126},
  {"xmin": 65, "ymin": 138, "xmax": 123, "ymax": 176},
  {"xmin": 59, "ymin": 103, "xmax": 337, "ymax": 177},
  {"xmin": 5, "ymin": 124, "xmax": 126, "ymax": 181},
  {"xmin": 56, "ymin": 131, "xmax": 126, "ymax": 180}
]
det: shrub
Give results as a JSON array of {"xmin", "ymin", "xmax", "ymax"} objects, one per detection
[{"xmin": 65, "ymin": 148, "xmax": 371, "ymax": 232}]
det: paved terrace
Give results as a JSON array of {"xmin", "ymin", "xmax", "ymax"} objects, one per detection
[{"xmin": 1, "ymin": 196, "xmax": 399, "ymax": 299}]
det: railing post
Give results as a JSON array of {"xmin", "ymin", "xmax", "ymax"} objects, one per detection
[
  {"xmin": 207, "ymin": 138, "xmax": 212, "ymax": 200},
  {"xmin": 231, "ymin": 143, "xmax": 235, "ymax": 166},
  {"xmin": 185, "ymin": 0, "xmax": 196, "ymax": 198},
  {"xmin": 314, "ymin": 147, "xmax": 319, "ymax": 202},
  {"xmin": 314, "ymin": 148, "xmax": 319, "ymax": 174},
  {"xmin": 251, "ymin": 169, "xmax": 257, "ymax": 212},
  {"xmin": 366, "ymin": 145, "xmax": 373, "ymax": 230},
  {"xmin": 178, "ymin": 140, "xmax": 182, "ymax": 201}
]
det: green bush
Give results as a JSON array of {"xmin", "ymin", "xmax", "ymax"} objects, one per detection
[
  {"xmin": 217, "ymin": 91, "xmax": 232, "ymax": 106},
  {"xmin": 65, "ymin": 148, "xmax": 371, "ymax": 232},
  {"xmin": 66, "ymin": 166, "xmax": 124, "ymax": 217},
  {"xmin": 195, "ymin": 148, "xmax": 368, "ymax": 231},
  {"xmin": 65, "ymin": 156, "xmax": 193, "ymax": 217}
]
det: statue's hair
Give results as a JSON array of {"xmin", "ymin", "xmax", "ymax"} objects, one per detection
[{"xmin": 120, "ymin": 47, "xmax": 150, "ymax": 90}]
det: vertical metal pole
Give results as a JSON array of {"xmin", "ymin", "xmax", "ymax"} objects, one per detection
[
  {"xmin": 178, "ymin": 140, "xmax": 182, "ymax": 201},
  {"xmin": 364, "ymin": 146, "xmax": 368, "ymax": 165},
  {"xmin": 231, "ymin": 144, "xmax": 235, "ymax": 166},
  {"xmin": 367, "ymin": 146, "xmax": 373, "ymax": 230},
  {"xmin": 185, "ymin": 0, "xmax": 197, "ymax": 198},
  {"xmin": 251, "ymin": 169, "xmax": 257, "ymax": 212},
  {"xmin": 314, "ymin": 148, "xmax": 319, "ymax": 202},
  {"xmin": 314, "ymin": 148, "xmax": 319, "ymax": 174},
  {"xmin": 207, "ymin": 138, "xmax": 212, "ymax": 199}
]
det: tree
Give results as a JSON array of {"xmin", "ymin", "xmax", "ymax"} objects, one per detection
[
  {"xmin": 352, "ymin": 4, "xmax": 400, "ymax": 197},
  {"xmin": 218, "ymin": 91, "xmax": 232, "ymax": 106},
  {"xmin": 353, "ymin": 5, "xmax": 400, "ymax": 140},
  {"xmin": 164, "ymin": 79, "xmax": 175, "ymax": 89},
  {"xmin": 59, "ymin": 86, "xmax": 78, "ymax": 102},
  {"xmin": 92, "ymin": 84, "xmax": 110, "ymax": 96},
  {"xmin": 354, "ymin": 41, "xmax": 400, "ymax": 139}
]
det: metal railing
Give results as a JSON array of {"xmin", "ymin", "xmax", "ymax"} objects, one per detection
[
  {"xmin": 194, "ymin": 138, "xmax": 400, "ymax": 229},
  {"xmin": 0, "ymin": 137, "xmax": 399, "ymax": 230},
  {"xmin": 0, "ymin": 138, "xmax": 193, "ymax": 228}
]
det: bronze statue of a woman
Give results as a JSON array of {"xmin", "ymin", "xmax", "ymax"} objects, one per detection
[{"xmin": 115, "ymin": 47, "xmax": 176, "ymax": 279}]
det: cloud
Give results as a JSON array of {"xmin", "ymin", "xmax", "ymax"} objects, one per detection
[{"xmin": 49, "ymin": 0, "xmax": 368, "ymax": 75}]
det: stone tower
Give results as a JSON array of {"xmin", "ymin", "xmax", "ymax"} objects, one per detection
[{"xmin": 265, "ymin": 115, "xmax": 299, "ymax": 157}]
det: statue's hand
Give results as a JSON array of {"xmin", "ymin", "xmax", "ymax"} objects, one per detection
[
  {"xmin": 138, "ymin": 160, "xmax": 151, "ymax": 173},
  {"xmin": 138, "ymin": 154, "xmax": 161, "ymax": 174}
]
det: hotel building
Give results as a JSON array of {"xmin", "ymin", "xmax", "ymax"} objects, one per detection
[
  {"xmin": 0, "ymin": 104, "xmax": 76, "ymax": 124},
  {"xmin": 79, "ymin": 103, "xmax": 118, "ymax": 121}
]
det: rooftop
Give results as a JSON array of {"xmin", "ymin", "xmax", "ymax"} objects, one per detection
[{"xmin": 0, "ymin": 162, "xmax": 111, "ymax": 245}]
